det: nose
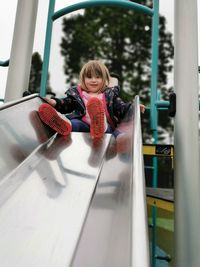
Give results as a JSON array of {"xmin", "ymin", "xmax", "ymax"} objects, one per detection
[{"xmin": 91, "ymin": 76, "xmax": 97, "ymax": 82}]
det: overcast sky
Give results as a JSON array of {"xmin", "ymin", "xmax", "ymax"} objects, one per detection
[{"xmin": 0, "ymin": 0, "xmax": 199, "ymax": 99}]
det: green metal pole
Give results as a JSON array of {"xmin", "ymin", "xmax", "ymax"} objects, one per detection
[
  {"xmin": 0, "ymin": 60, "xmax": 9, "ymax": 67},
  {"xmin": 40, "ymin": 0, "xmax": 56, "ymax": 97},
  {"xmin": 150, "ymin": 0, "xmax": 159, "ymax": 266},
  {"xmin": 150, "ymin": 0, "xmax": 159, "ymax": 131},
  {"xmin": 52, "ymin": 0, "xmax": 153, "ymax": 21}
]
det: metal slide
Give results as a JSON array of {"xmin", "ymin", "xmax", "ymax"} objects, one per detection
[{"xmin": 0, "ymin": 95, "xmax": 149, "ymax": 267}]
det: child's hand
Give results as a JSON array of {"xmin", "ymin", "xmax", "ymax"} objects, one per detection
[
  {"xmin": 140, "ymin": 104, "xmax": 145, "ymax": 113},
  {"xmin": 43, "ymin": 97, "xmax": 56, "ymax": 107}
]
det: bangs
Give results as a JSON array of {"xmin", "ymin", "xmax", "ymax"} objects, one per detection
[{"xmin": 84, "ymin": 63, "xmax": 103, "ymax": 78}]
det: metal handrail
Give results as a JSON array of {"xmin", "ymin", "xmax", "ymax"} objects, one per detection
[{"xmin": 52, "ymin": 0, "xmax": 153, "ymax": 21}]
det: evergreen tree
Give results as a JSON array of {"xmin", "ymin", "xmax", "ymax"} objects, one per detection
[
  {"xmin": 59, "ymin": 0, "xmax": 174, "ymax": 142},
  {"xmin": 28, "ymin": 52, "xmax": 52, "ymax": 94}
]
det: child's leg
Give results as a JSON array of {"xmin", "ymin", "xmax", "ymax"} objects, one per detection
[
  {"xmin": 105, "ymin": 124, "xmax": 114, "ymax": 134},
  {"xmin": 87, "ymin": 97, "xmax": 105, "ymax": 139},
  {"xmin": 38, "ymin": 103, "xmax": 72, "ymax": 136},
  {"xmin": 70, "ymin": 119, "xmax": 90, "ymax": 132}
]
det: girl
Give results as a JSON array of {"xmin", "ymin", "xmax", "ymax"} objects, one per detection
[{"xmin": 38, "ymin": 60, "xmax": 145, "ymax": 140}]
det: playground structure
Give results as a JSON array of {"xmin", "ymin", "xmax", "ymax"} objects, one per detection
[{"xmin": 0, "ymin": 0, "xmax": 200, "ymax": 267}]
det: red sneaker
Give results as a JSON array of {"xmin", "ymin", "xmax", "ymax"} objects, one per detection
[
  {"xmin": 38, "ymin": 103, "xmax": 72, "ymax": 136},
  {"xmin": 87, "ymin": 97, "xmax": 105, "ymax": 140}
]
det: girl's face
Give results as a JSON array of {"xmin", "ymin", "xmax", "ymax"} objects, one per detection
[{"xmin": 84, "ymin": 75, "xmax": 103, "ymax": 94}]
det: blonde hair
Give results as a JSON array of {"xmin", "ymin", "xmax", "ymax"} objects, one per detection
[{"xmin": 79, "ymin": 60, "xmax": 110, "ymax": 92}]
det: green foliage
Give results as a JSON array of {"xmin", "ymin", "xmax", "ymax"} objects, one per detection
[{"xmin": 28, "ymin": 52, "xmax": 52, "ymax": 94}]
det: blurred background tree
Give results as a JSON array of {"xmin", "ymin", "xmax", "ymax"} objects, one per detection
[{"xmin": 28, "ymin": 52, "xmax": 53, "ymax": 95}]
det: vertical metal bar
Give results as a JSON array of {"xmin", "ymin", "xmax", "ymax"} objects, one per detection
[
  {"xmin": 151, "ymin": 133, "xmax": 158, "ymax": 267},
  {"xmin": 40, "ymin": 0, "xmax": 56, "ymax": 97},
  {"xmin": 150, "ymin": 1, "xmax": 159, "ymax": 266},
  {"xmin": 151, "ymin": 0, "xmax": 159, "ymax": 193},
  {"xmin": 4, "ymin": 0, "xmax": 39, "ymax": 102},
  {"xmin": 151, "ymin": 206, "xmax": 157, "ymax": 267},
  {"xmin": 150, "ymin": 0, "xmax": 159, "ymax": 131},
  {"xmin": 174, "ymin": 0, "xmax": 200, "ymax": 266},
  {"xmin": 152, "ymin": 135, "xmax": 158, "ymax": 187}
]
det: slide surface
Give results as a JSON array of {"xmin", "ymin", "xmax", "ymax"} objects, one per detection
[{"xmin": 0, "ymin": 95, "xmax": 149, "ymax": 267}]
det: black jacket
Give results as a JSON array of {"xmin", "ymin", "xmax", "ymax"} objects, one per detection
[{"xmin": 52, "ymin": 85, "xmax": 133, "ymax": 128}]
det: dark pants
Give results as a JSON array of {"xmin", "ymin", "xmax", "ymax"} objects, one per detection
[{"xmin": 70, "ymin": 119, "xmax": 114, "ymax": 134}]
